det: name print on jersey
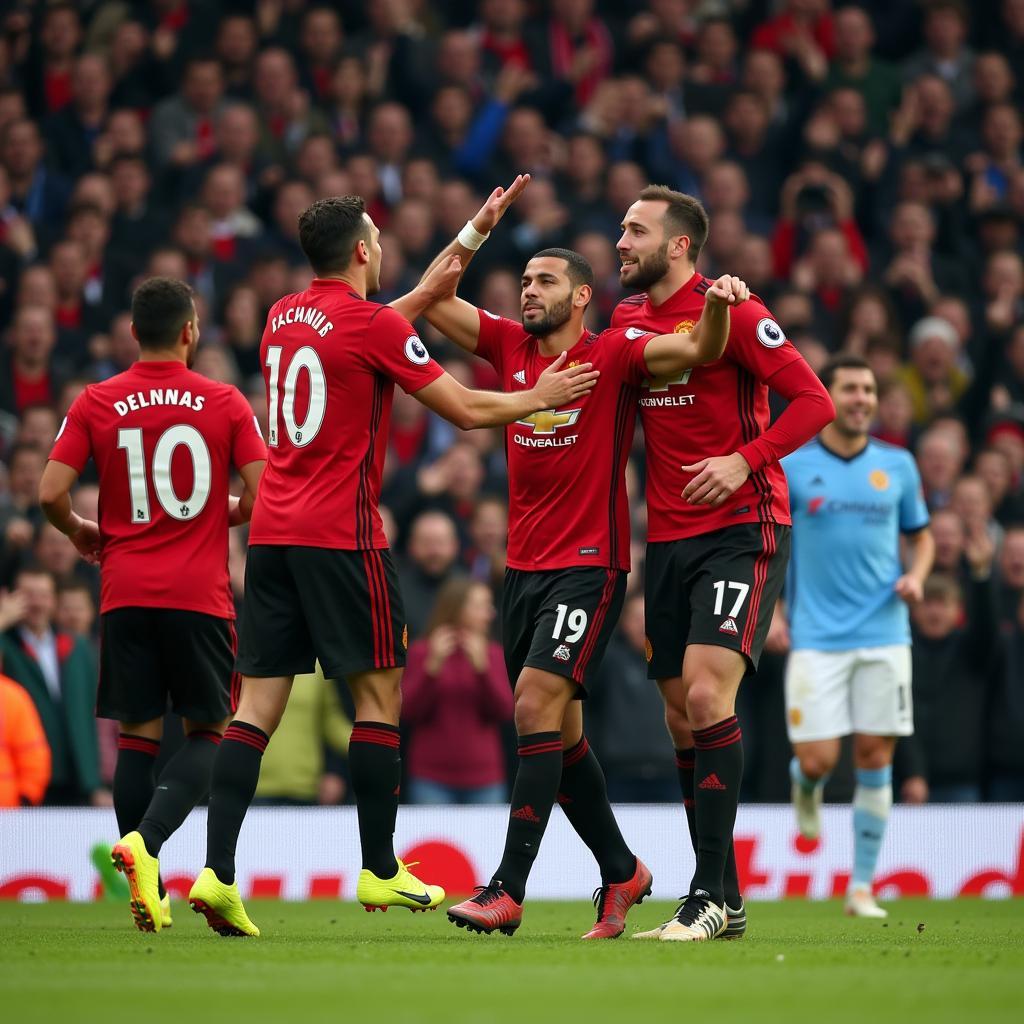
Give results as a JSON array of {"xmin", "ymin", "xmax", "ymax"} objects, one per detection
[
  {"xmin": 112, "ymin": 388, "xmax": 206, "ymax": 417},
  {"xmin": 270, "ymin": 303, "xmax": 334, "ymax": 338}
]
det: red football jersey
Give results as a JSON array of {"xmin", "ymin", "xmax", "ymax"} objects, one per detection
[
  {"xmin": 612, "ymin": 272, "xmax": 799, "ymax": 540},
  {"xmin": 248, "ymin": 280, "xmax": 444, "ymax": 549},
  {"xmin": 476, "ymin": 310, "xmax": 652, "ymax": 571},
  {"xmin": 50, "ymin": 361, "xmax": 267, "ymax": 618}
]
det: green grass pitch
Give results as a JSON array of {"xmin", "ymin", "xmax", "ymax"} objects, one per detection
[{"xmin": 1, "ymin": 899, "xmax": 1020, "ymax": 1024}]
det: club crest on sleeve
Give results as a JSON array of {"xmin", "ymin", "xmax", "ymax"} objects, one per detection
[
  {"xmin": 404, "ymin": 335, "xmax": 430, "ymax": 365},
  {"xmin": 553, "ymin": 644, "xmax": 572, "ymax": 662},
  {"xmin": 755, "ymin": 318, "xmax": 785, "ymax": 348}
]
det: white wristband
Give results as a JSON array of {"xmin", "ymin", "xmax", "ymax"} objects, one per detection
[{"xmin": 457, "ymin": 220, "xmax": 490, "ymax": 251}]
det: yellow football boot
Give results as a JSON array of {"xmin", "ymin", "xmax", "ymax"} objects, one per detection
[
  {"xmin": 356, "ymin": 859, "xmax": 445, "ymax": 913},
  {"xmin": 110, "ymin": 832, "xmax": 162, "ymax": 933},
  {"xmin": 188, "ymin": 867, "xmax": 260, "ymax": 937},
  {"xmin": 160, "ymin": 893, "xmax": 172, "ymax": 929}
]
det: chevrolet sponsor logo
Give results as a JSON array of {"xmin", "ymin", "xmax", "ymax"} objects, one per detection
[
  {"xmin": 643, "ymin": 368, "xmax": 692, "ymax": 393},
  {"xmin": 516, "ymin": 408, "xmax": 581, "ymax": 434}
]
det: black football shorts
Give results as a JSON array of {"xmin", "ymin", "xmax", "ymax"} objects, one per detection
[{"xmin": 644, "ymin": 523, "xmax": 790, "ymax": 680}]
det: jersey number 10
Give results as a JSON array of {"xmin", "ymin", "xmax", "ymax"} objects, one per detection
[
  {"xmin": 117, "ymin": 425, "xmax": 212, "ymax": 523},
  {"xmin": 265, "ymin": 345, "xmax": 327, "ymax": 448}
]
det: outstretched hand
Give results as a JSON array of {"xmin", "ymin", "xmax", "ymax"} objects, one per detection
[{"xmin": 473, "ymin": 174, "xmax": 532, "ymax": 234}]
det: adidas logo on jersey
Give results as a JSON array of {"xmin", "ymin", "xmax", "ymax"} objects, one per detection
[
  {"xmin": 553, "ymin": 644, "xmax": 572, "ymax": 662},
  {"xmin": 811, "ymin": 475, "xmax": 825, "ymax": 485},
  {"xmin": 719, "ymin": 617, "xmax": 739, "ymax": 635},
  {"xmin": 513, "ymin": 370, "xmax": 527, "ymax": 385}
]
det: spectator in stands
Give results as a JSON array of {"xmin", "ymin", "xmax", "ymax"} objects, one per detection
[
  {"xmin": 903, "ymin": 0, "xmax": 976, "ymax": 111},
  {"xmin": 399, "ymin": 509, "xmax": 463, "ymax": 638},
  {"xmin": 252, "ymin": 48, "xmax": 328, "ymax": 164},
  {"xmin": 0, "ymin": 667, "xmax": 50, "ymax": 807},
  {"xmin": 0, "ymin": 567, "xmax": 104, "ymax": 805},
  {"xmin": 898, "ymin": 316, "xmax": 971, "ymax": 425},
  {"xmin": 990, "ymin": 589, "xmax": 1024, "ymax": 799},
  {"xmin": 0, "ymin": 117, "xmax": 68, "ymax": 228},
  {"xmin": 254, "ymin": 666, "xmax": 351, "ymax": 806},
  {"xmin": 148, "ymin": 56, "xmax": 225, "ymax": 170},
  {"xmin": 1, "ymin": 305, "xmax": 66, "ymax": 417},
  {"xmin": 402, "ymin": 577, "xmax": 512, "ymax": 804},
  {"xmin": 825, "ymin": 4, "xmax": 902, "ymax": 135},
  {"xmin": 44, "ymin": 54, "xmax": 111, "ymax": 180},
  {"xmin": 588, "ymin": 594, "xmax": 677, "ymax": 801},
  {"xmin": 900, "ymin": 530, "xmax": 996, "ymax": 802}
]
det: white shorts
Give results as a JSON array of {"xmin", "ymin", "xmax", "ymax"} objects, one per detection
[{"xmin": 784, "ymin": 645, "xmax": 913, "ymax": 743}]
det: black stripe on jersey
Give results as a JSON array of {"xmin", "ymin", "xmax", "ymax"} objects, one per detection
[
  {"xmin": 607, "ymin": 384, "xmax": 634, "ymax": 567},
  {"xmin": 737, "ymin": 369, "xmax": 769, "ymax": 521},
  {"xmin": 356, "ymin": 377, "xmax": 385, "ymax": 548},
  {"xmin": 618, "ymin": 294, "xmax": 647, "ymax": 307},
  {"xmin": 737, "ymin": 369, "xmax": 777, "ymax": 526},
  {"xmin": 694, "ymin": 277, "xmax": 711, "ymax": 295}
]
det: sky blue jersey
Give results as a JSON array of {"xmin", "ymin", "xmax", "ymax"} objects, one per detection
[{"xmin": 782, "ymin": 438, "xmax": 930, "ymax": 651}]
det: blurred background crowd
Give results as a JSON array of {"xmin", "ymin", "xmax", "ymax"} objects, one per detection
[{"xmin": 1, "ymin": 0, "xmax": 1023, "ymax": 810}]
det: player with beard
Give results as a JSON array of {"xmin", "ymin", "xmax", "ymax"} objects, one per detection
[
  {"xmin": 40, "ymin": 277, "xmax": 267, "ymax": 932},
  {"xmin": 186, "ymin": 196, "xmax": 600, "ymax": 937},
  {"xmin": 392, "ymin": 178, "xmax": 750, "ymax": 938},
  {"xmin": 613, "ymin": 186, "xmax": 834, "ymax": 942}
]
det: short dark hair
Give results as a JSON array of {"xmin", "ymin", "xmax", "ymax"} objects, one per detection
[
  {"xmin": 531, "ymin": 248, "xmax": 594, "ymax": 290},
  {"xmin": 131, "ymin": 277, "xmax": 195, "ymax": 350},
  {"xmin": 820, "ymin": 354, "xmax": 873, "ymax": 391},
  {"xmin": 638, "ymin": 184, "xmax": 710, "ymax": 261},
  {"xmin": 298, "ymin": 196, "xmax": 369, "ymax": 276}
]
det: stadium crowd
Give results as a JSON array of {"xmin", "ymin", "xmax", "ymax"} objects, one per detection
[{"xmin": 1, "ymin": 0, "xmax": 1023, "ymax": 809}]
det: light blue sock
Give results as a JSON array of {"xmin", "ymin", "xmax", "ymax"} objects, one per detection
[
  {"xmin": 790, "ymin": 756, "xmax": 828, "ymax": 795},
  {"xmin": 852, "ymin": 765, "xmax": 893, "ymax": 888}
]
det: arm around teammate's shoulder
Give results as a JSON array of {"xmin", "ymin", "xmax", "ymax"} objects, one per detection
[
  {"xmin": 411, "ymin": 352, "xmax": 599, "ymax": 430},
  {"xmin": 641, "ymin": 275, "xmax": 750, "ymax": 378}
]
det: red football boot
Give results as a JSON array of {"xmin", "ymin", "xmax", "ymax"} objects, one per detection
[
  {"xmin": 581, "ymin": 858, "xmax": 653, "ymax": 939},
  {"xmin": 447, "ymin": 885, "xmax": 523, "ymax": 936}
]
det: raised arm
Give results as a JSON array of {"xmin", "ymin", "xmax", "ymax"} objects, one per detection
[
  {"xmin": 390, "ymin": 174, "xmax": 532, "ymax": 353},
  {"xmin": 640, "ymin": 275, "xmax": 749, "ymax": 378},
  {"xmin": 390, "ymin": 255, "xmax": 484, "ymax": 352},
  {"xmin": 412, "ymin": 351, "xmax": 599, "ymax": 430}
]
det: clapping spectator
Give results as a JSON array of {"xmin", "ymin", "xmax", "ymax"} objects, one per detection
[{"xmin": 402, "ymin": 578, "xmax": 512, "ymax": 804}]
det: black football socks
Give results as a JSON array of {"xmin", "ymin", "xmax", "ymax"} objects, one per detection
[
  {"xmin": 138, "ymin": 730, "xmax": 221, "ymax": 856},
  {"xmin": 688, "ymin": 717, "xmax": 744, "ymax": 906},
  {"xmin": 348, "ymin": 721, "xmax": 402, "ymax": 879},
  {"xmin": 113, "ymin": 734, "xmax": 159, "ymax": 838},
  {"xmin": 492, "ymin": 732, "xmax": 563, "ymax": 903},
  {"xmin": 676, "ymin": 746, "xmax": 742, "ymax": 908},
  {"xmin": 205, "ymin": 721, "xmax": 269, "ymax": 884},
  {"xmin": 558, "ymin": 737, "xmax": 635, "ymax": 885}
]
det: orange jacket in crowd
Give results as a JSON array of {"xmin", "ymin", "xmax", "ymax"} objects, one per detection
[{"xmin": 0, "ymin": 672, "xmax": 51, "ymax": 807}]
